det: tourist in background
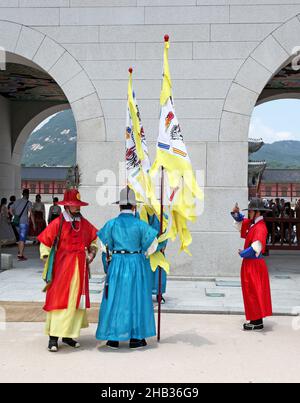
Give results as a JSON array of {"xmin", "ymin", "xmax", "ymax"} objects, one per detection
[
  {"xmin": 10, "ymin": 189, "xmax": 35, "ymax": 261},
  {"xmin": 7, "ymin": 196, "xmax": 16, "ymax": 221},
  {"xmin": 8, "ymin": 195, "xmax": 19, "ymax": 241},
  {"xmin": 0, "ymin": 198, "xmax": 16, "ymax": 245},
  {"xmin": 29, "ymin": 194, "xmax": 46, "ymax": 241},
  {"xmin": 48, "ymin": 197, "xmax": 62, "ymax": 224}
]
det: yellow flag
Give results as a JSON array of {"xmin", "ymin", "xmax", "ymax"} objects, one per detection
[
  {"xmin": 150, "ymin": 35, "xmax": 204, "ymax": 254},
  {"xmin": 127, "ymin": 68, "xmax": 145, "ymax": 162}
]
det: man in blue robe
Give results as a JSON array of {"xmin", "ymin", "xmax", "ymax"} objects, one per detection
[{"xmin": 96, "ymin": 188, "xmax": 159, "ymax": 349}]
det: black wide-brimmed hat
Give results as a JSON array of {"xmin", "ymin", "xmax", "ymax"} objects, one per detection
[{"xmin": 242, "ymin": 198, "xmax": 272, "ymax": 212}]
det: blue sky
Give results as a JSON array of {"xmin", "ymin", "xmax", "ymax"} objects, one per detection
[{"xmin": 249, "ymin": 99, "xmax": 300, "ymax": 144}]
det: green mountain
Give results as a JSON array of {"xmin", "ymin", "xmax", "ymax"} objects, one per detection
[
  {"xmin": 21, "ymin": 109, "xmax": 76, "ymax": 167},
  {"xmin": 251, "ymin": 140, "xmax": 300, "ymax": 169}
]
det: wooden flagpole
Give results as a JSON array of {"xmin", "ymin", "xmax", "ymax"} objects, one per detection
[{"xmin": 157, "ymin": 166, "xmax": 164, "ymax": 342}]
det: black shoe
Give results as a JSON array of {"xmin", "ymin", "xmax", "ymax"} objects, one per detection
[
  {"xmin": 48, "ymin": 336, "xmax": 58, "ymax": 352},
  {"xmin": 243, "ymin": 323, "xmax": 264, "ymax": 331},
  {"xmin": 106, "ymin": 340, "xmax": 119, "ymax": 349},
  {"xmin": 62, "ymin": 338, "xmax": 80, "ymax": 348},
  {"xmin": 130, "ymin": 339, "xmax": 147, "ymax": 349}
]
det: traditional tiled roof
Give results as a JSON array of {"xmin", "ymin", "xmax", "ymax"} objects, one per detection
[
  {"xmin": 248, "ymin": 138, "xmax": 264, "ymax": 154},
  {"xmin": 248, "ymin": 161, "xmax": 267, "ymax": 175},
  {"xmin": 21, "ymin": 167, "xmax": 69, "ymax": 181},
  {"xmin": 261, "ymin": 169, "xmax": 300, "ymax": 184}
]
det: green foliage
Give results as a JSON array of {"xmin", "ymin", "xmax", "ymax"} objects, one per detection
[{"xmin": 252, "ymin": 140, "xmax": 300, "ymax": 169}]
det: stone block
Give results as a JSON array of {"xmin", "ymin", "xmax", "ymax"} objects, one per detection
[
  {"xmin": 211, "ymin": 23, "xmax": 278, "ymax": 42},
  {"xmin": 230, "ymin": 5, "xmax": 300, "ymax": 24},
  {"xmin": 0, "ymin": 0, "xmax": 18, "ymax": 5},
  {"xmin": 62, "ymin": 70, "xmax": 96, "ymax": 104},
  {"xmin": 139, "ymin": 0, "xmax": 196, "ymax": 5},
  {"xmin": 193, "ymin": 41, "xmax": 258, "ymax": 60},
  {"xmin": 71, "ymin": 93, "xmax": 103, "ymax": 122},
  {"xmin": 77, "ymin": 141, "xmax": 127, "ymax": 186},
  {"xmin": 219, "ymin": 111, "xmax": 250, "ymax": 142},
  {"xmin": 206, "ymin": 142, "xmax": 248, "ymax": 187},
  {"xmin": 0, "ymin": 7, "xmax": 59, "ymax": 26},
  {"xmin": 77, "ymin": 117, "xmax": 106, "ymax": 142},
  {"xmin": 235, "ymin": 57, "xmax": 272, "ymax": 94},
  {"xmin": 0, "ymin": 21, "xmax": 21, "ymax": 52},
  {"xmin": 60, "ymin": 7, "xmax": 145, "ymax": 25},
  {"xmin": 20, "ymin": 0, "xmax": 69, "ymax": 6},
  {"xmin": 15, "ymin": 26, "xmax": 45, "ymax": 61},
  {"xmin": 192, "ymin": 187, "xmax": 249, "ymax": 232},
  {"xmin": 273, "ymin": 16, "xmax": 300, "ymax": 54},
  {"xmin": 49, "ymin": 52, "xmax": 82, "ymax": 87},
  {"xmin": 100, "ymin": 24, "xmax": 210, "ymax": 43},
  {"xmin": 33, "ymin": 26, "xmax": 99, "ymax": 44},
  {"xmin": 33, "ymin": 36, "xmax": 65, "ymax": 71},
  {"xmin": 251, "ymin": 34, "xmax": 289, "ymax": 74},
  {"xmin": 71, "ymin": 0, "xmax": 137, "ymax": 5},
  {"xmin": 0, "ymin": 254, "xmax": 13, "ymax": 271},
  {"xmin": 63, "ymin": 43, "xmax": 135, "ymax": 61},
  {"xmin": 223, "ymin": 83, "xmax": 258, "ymax": 116},
  {"xmin": 145, "ymin": 6, "xmax": 229, "ymax": 24}
]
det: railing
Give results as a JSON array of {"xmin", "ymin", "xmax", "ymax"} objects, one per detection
[{"xmin": 265, "ymin": 215, "xmax": 300, "ymax": 251}]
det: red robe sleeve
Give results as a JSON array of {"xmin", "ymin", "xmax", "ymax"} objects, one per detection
[
  {"xmin": 37, "ymin": 216, "xmax": 60, "ymax": 248},
  {"xmin": 241, "ymin": 218, "xmax": 252, "ymax": 239},
  {"xmin": 252, "ymin": 222, "xmax": 268, "ymax": 250},
  {"xmin": 82, "ymin": 218, "xmax": 98, "ymax": 246}
]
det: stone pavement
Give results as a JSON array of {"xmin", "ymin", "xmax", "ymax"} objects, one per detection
[
  {"xmin": 0, "ymin": 245, "xmax": 299, "ymax": 316},
  {"xmin": 0, "ymin": 315, "xmax": 300, "ymax": 383}
]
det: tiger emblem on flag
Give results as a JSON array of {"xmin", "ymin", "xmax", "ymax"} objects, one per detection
[{"xmin": 170, "ymin": 124, "xmax": 183, "ymax": 141}]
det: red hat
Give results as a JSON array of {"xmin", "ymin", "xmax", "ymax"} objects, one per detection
[{"xmin": 58, "ymin": 189, "xmax": 89, "ymax": 207}]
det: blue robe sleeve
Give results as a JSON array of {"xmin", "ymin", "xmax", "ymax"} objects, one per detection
[
  {"xmin": 140, "ymin": 221, "xmax": 159, "ymax": 253},
  {"xmin": 239, "ymin": 246, "xmax": 257, "ymax": 259},
  {"xmin": 231, "ymin": 212, "xmax": 245, "ymax": 222},
  {"xmin": 97, "ymin": 220, "xmax": 114, "ymax": 273},
  {"xmin": 97, "ymin": 220, "xmax": 114, "ymax": 250}
]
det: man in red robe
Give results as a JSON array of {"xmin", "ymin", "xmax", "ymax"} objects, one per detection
[
  {"xmin": 38, "ymin": 189, "xmax": 98, "ymax": 352},
  {"xmin": 232, "ymin": 198, "xmax": 273, "ymax": 331}
]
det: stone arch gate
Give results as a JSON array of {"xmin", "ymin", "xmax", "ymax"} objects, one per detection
[
  {"xmin": 0, "ymin": 20, "xmax": 104, "ymax": 201},
  {"xmin": 1, "ymin": 15, "xmax": 300, "ymax": 276},
  {"xmin": 221, "ymin": 15, "xmax": 300, "ymax": 150}
]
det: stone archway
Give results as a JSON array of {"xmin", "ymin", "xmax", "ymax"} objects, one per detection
[
  {"xmin": 220, "ymin": 15, "xmax": 300, "ymax": 144},
  {"xmin": 0, "ymin": 20, "xmax": 104, "ymax": 199},
  {"xmin": 219, "ymin": 15, "xmax": 300, "ymax": 272}
]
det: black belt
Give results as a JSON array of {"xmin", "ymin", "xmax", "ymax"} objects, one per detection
[{"xmin": 113, "ymin": 250, "xmax": 141, "ymax": 255}]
